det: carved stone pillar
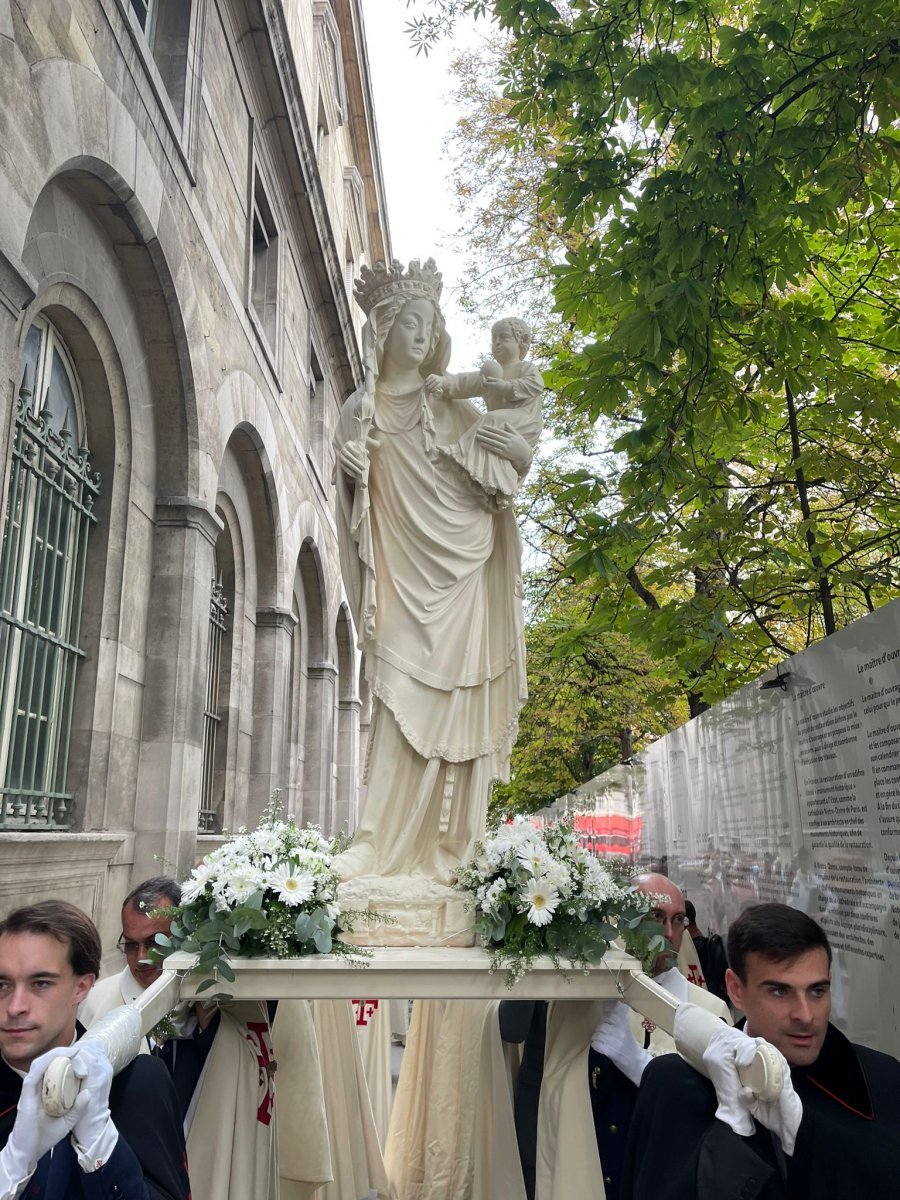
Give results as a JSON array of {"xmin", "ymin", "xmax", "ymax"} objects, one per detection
[
  {"xmin": 134, "ymin": 498, "xmax": 222, "ymax": 880},
  {"xmin": 250, "ymin": 606, "xmax": 297, "ymax": 818},
  {"xmin": 303, "ymin": 660, "xmax": 337, "ymax": 831},
  {"xmin": 334, "ymin": 695, "xmax": 361, "ymax": 835}
]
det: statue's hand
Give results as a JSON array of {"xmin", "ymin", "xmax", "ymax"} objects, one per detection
[
  {"xmin": 425, "ymin": 373, "xmax": 448, "ymax": 397},
  {"xmin": 339, "ymin": 439, "xmax": 369, "ymax": 481},
  {"xmin": 475, "ymin": 422, "xmax": 532, "ymax": 474}
]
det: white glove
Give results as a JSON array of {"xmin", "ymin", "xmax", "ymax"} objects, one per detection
[
  {"xmin": 68, "ymin": 1039, "xmax": 119, "ymax": 1173},
  {"xmin": 0, "ymin": 1044, "xmax": 96, "ymax": 1199},
  {"xmin": 591, "ymin": 1000, "xmax": 652, "ymax": 1086},
  {"xmin": 741, "ymin": 1064, "xmax": 803, "ymax": 1156},
  {"xmin": 701, "ymin": 1025, "xmax": 803, "ymax": 1154},
  {"xmin": 702, "ymin": 1024, "xmax": 758, "ymax": 1137}
]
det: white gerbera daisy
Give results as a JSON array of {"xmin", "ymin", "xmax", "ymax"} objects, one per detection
[
  {"xmin": 252, "ymin": 829, "xmax": 282, "ymax": 856},
  {"xmin": 271, "ymin": 863, "xmax": 315, "ymax": 906},
  {"xmin": 226, "ymin": 875, "xmax": 259, "ymax": 905},
  {"xmin": 517, "ymin": 845, "xmax": 551, "ymax": 875},
  {"xmin": 180, "ymin": 875, "xmax": 207, "ymax": 905},
  {"xmin": 523, "ymin": 877, "xmax": 560, "ymax": 926}
]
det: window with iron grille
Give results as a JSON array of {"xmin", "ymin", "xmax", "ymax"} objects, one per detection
[
  {"xmin": 198, "ymin": 574, "xmax": 227, "ymax": 833},
  {"xmin": 0, "ymin": 318, "xmax": 99, "ymax": 829}
]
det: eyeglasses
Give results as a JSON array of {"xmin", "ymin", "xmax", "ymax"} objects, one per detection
[{"xmin": 116, "ymin": 935, "xmax": 161, "ymax": 957}]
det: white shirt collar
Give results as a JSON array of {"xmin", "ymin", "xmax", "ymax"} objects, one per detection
[{"xmin": 120, "ymin": 966, "xmax": 145, "ymax": 1005}]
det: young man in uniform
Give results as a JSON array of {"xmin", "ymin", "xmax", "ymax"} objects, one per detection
[
  {"xmin": 622, "ymin": 903, "xmax": 900, "ymax": 1199},
  {"xmin": 0, "ymin": 900, "xmax": 190, "ymax": 1200}
]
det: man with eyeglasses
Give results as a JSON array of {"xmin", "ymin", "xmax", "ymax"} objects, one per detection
[
  {"xmin": 587, "ymin": 873, "xmax": 732, "ymax": 1199},
  {"xmin": 80, "ymin": 877, "xmax": 182, "ymax": 1042},
  {"xmin": 79, "ymin": 879, "xmax": 291, "ymax": 1200}
]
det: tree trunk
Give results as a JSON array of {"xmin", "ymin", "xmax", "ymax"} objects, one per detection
[
  {"xmin": 619, "ymin": 725, "xmax": 634, "ymax": 762},
  {"xmin": 785, "ymin": 379, "xmax": 837, "ymax": 636}
]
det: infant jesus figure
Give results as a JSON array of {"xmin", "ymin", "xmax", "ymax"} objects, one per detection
[{"xmin": 426, "ymin": 315, "xmax": 544, "ymax": 507}]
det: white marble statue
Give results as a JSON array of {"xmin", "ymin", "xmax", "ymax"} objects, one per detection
[
  {"xmin": 426, "ymin": 315, "xmax": 544, "ymax": 509},
  {"xmin": 333, "ymin": 260, "xmax": 530, "ymax": 896}
]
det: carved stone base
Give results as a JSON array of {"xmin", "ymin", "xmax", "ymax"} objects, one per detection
[{"xmin": 338, "ymin": 875, "xmax": 475, "ymax": 948}]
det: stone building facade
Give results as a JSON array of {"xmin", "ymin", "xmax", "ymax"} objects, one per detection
[{"xmin": 0, "ymin": 0, "xmax": 387, "ymax": 953}]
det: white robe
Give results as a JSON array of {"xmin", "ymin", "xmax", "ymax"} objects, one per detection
[
  {"xmin": 306, "ymin": 999, "xmax": 389, "ymax": 1200},
  {"xmin": 80, "ymin": 972, "xmax": 333, "ymax": 1200}
]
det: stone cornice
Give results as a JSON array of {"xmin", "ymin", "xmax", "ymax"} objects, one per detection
[
  {"xmin": 0, "ymin": 247, "xmax": 36, "ymax": 319},
  {"xmin": 256, "ymin": 605, "xmax": 298, "ymax": 633},
  {"xmin": 260, "ymin": 0, "xmax": 364, "ymax": 389},
  {"xmin": 333, "ymin": 0, "xmax": 391, "ymax": 264},
  {"xmin": 155, "ymin": 497, "xmax": 224, "ymax": 546},
  {"xmin": 308, "ymin": 660, "xmax": 339, "ymax": 681}
]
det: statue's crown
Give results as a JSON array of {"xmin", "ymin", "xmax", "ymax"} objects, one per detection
[{"xmin": 354, "ymin": 258, "xmax": 443, "ymax": 316}]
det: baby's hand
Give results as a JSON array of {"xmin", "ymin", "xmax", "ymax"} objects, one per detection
[{"xmin": 425, "ymin": 374, "xmax": 449, "ymax": 397}]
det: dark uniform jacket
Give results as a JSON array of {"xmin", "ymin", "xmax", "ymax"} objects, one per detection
[
  {"xmin": 499, "ymin": 1000, "xmax": 547, "ymax": 1200},
  {"xmin": 0, "ymin": 1040, "xmax": 191, "ymax": 1200},
  {"xmin": 588, "ymin": 1047, "xmax": 638, "ymax": 1200},
  {"xmin": 621, "ymin": 1022, "xmax": 900, "ymax": 1200}
]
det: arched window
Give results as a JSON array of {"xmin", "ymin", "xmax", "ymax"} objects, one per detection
[{"xmin": 0, "ymin": 317, "xmax": 100, "ymax": 828}]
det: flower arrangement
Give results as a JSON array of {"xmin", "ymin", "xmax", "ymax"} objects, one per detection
[
  {"xmin": 156, "ymin": 795, "xmax": 366, "ymax": 997},
  {"xmin": 453, "ymin": 817, "xmax": 665, "ymax": 983}
]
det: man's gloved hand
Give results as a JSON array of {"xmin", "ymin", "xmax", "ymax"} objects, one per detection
[
  {"xmin": 0, "ymin": 1043, "xmax": 97, "ymax": 1199},
  {"xmin": 702, "ymin": 1024, "xmax": 758, "ymax": 1137},
  {"xmin": 68, "ymin": 1039, "xmax": 119, "ymax": 1173},
  {"xmin": 740, "ymin": 1064, "xmax": 803, "ymax": 1157},
  {"xmin": 701, "ymin": 1025, "xmax": 803, "ymax": 1154},
  {"xmin": 590, "ymin": 999, "xmax": 652, "ymax": 1087}
]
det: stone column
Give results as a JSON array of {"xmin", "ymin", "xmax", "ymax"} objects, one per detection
[
  {"xmin": 133, "ymin": 497, "xmax": 222, "ymax": 880},
  {"xmin": 333, "ymin": 695, "xmax": 361, "ymax": 835},
  {"xmin": 250, "ymin": 605, "xmax": 297, "ymax": 818},
  {"xmin": 357, "ymin": 690, "xmax": 372, "ymax": 794},
  {"xmin": 303, "ymin": 660, "xmax": 337, "ymax": 832}
]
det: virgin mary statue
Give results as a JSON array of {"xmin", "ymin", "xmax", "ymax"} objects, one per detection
[{"xmin": 332, "ymin": 259, "xmax": 530, "ymax": 895}]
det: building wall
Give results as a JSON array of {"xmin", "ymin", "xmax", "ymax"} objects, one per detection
[{"xmin": 0, "ymin": 0, "xmax": 387, "ymax": 954}]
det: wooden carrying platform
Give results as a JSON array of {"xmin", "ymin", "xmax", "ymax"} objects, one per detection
[
  {"xmin": 163, "ymin": 945, "xmax": 645, "ymax": 1001},
  {"xmin": 42, "ymin": 946, "xmax": 784, "ymax": 1112}
]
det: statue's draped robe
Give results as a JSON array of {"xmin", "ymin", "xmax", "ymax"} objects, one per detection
[
  {"xmin": 385, "ymin": 999, "xmax": 526, "ymax": 1200},
  {"xmin": 334, "ymin": 382, "xmax": 527, "ymax": 879}
]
